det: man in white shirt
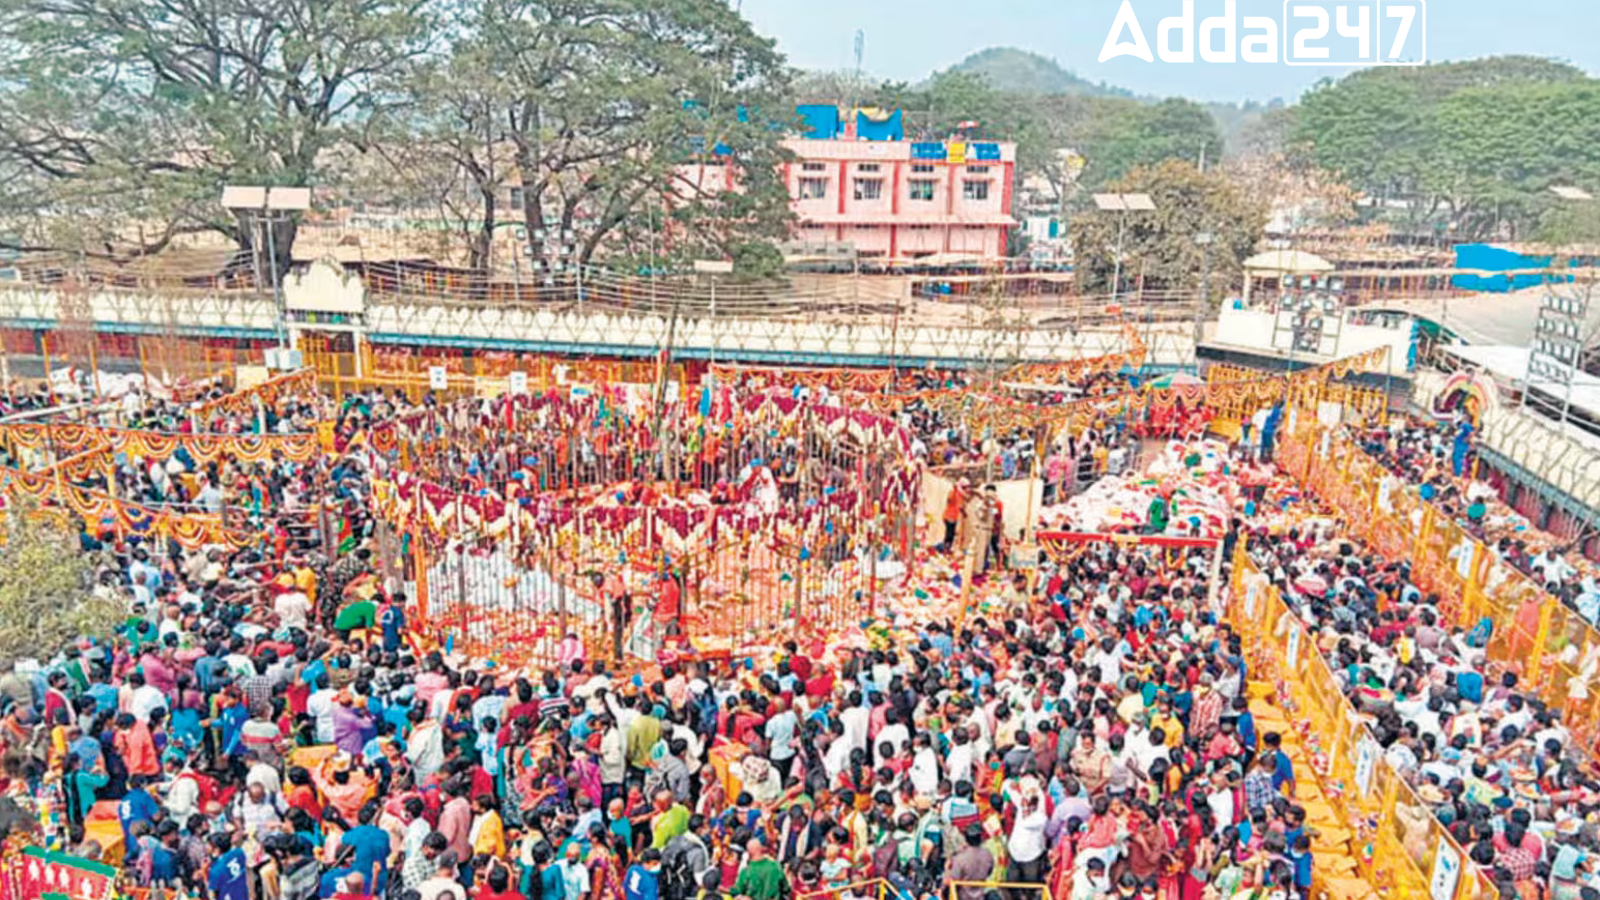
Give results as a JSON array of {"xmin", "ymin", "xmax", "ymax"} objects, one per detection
[
  {"xmin": 839, "ymin": 690, "xmax": 870, "ymax": 754},
  {"xmin": 945, "ymin": 727, "xmax": 975, "ymax": 787},
  {"xmin": 908, "ymin": 733, "xmax": 940, "ymax": 798},
  {"xmin": 874, "ymin": 709, "xmax": 910, "ymax": 768},
  {"xmin": 1005, "ymin": 793, "xmax": 1049, "ymax": 885},
  {"xmin": 1205, "ymin": 769, "xmax": 1236, "ymax": 834},
  {"xmin": 274, "ymin": 587, "xmax": 312, "ymax": 631},
  {"xmin": 821, "ymin": 723, "xmax": 852, "ymax": 784},
  {"xmin": 306, "ymin": 680, "xmax": 338, "ymax": 744},
  {"xmin": 127, "ymin": 673, "xmax": 166, "ymax": 724}
]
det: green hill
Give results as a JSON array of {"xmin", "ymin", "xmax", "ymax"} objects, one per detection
[{"xmin": 941, "ymin": 47, "xmax": 1138, "ymax": 98}]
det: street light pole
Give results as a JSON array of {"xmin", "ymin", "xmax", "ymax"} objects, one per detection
[
  {"xmin": 222, "ymin": 186, "xmax": 311, "ymax": 364},
  {"xmin": 1111, "ymin": 212, "xmax": 1127, "ymax": 307},
  {"xmin": 1195, "ymin": 231, "xmax": 1214, "ymax": 351},
  {"xmin": 1093, "ymin": 194, "xmax": 1156, "ymax": 308}
]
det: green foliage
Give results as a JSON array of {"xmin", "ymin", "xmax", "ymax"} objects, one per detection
[
  {"xmin": 0, "ymin": 510, "xmax": 120, "ymax": 671},
  {"xmin": 1293, "ymin": 57, "xmax": 1600, "ymax": 239},
  {"xmin": 1068, "ymin": 159, "xmax": 1265, "ymax": 297},
  {"xmin": 1076, "ymin": 98, "xmax": 1222, "ymax": 190}
]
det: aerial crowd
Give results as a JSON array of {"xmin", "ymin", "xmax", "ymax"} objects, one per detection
[{"xmin": 0, "ymin": 376, "xmax": 1597, "ymax": 900}]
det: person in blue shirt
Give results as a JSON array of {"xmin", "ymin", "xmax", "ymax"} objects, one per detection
[
  {"xmin": 379, "ymin": 597, "xmax": 407, "ymax": 653},
  {"xmin": 342, "ymin": 800, "xmax": 393, "ymax": 895},
  {"xmin": 208, "ymin": 834, "xmax": 251, "ymax": 900},
  {"xmin": 625, "ymin": 849, "xmax": 662, "ymax": 900},
  {"xmin": 1264, "ymin": 731, "xmax": 1296, "ymax": 794},
  {"xmin": 1288, "ymin": 833, "xmax": 1315, "ymax": 891},
  {"xmin": 119, "ymin": 776, "xmax": 161, "ymax": 863},
  {"xmin": 318, "ymin": 866, "xmax": 359, "ymax": 899},
  {"xmin": 1231, "ymin": 695, "xmax": 1258, "ymax": 756},
  {"xmin": 147, "ymin": 821, "xmax": 183, "ymax": 887}
]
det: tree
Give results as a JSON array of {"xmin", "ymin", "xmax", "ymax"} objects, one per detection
[
  {"xmin": 0, "ymin": 507, "xmax": 121, "ymax": 671},
  {"xmin": 1291, "ymin": 57, "xmax": 1600, "ymax": 239},
  {"xmin": 1075, "ymin": 98, "xmax": 1221, "ymax": 191},
  {"xmin": 1069, "ymin": 159, "xmax": 1265, "ymax": 296},
  {"xmin": 448, "ymin": 0, "xmax": 794, "ymax": 274},
  {"xmin": 0, "ymin": 0, "xmax": 437, "ymax": 271},
  {"xmin": 1223, "ymin": 155, "xmax": 1360, "ymax": 239}
]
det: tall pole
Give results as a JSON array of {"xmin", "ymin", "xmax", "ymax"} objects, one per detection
[
  {"xmin": 1110, "ymin": 212, "xmax": 1127, "ymax": 308},
  {"xmin": 1195, "ymin": 232, "xmax": 1214, "ymax": 359}
]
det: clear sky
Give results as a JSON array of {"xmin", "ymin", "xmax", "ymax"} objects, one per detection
[{"xmin": 741, "ymin": 0, "xmax": 1600, "ymax": 103}]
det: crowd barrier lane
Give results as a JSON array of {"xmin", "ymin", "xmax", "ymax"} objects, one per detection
[
  {"xmin": 1229, "ymin": 546, "xmax": 1499, "ymax": 900},
  {"xmin": 946, "ymin": 881, "xmax": 1050, "ymax": 900},
  {"xmin": 798, "ymin": 880, "xmax": 892, "ymax": 900},
  {"xmin": 1282, "ymin": 421, "xmax": 1600, "ymax": 750}
]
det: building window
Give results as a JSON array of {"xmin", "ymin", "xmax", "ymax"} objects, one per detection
[
  {"xmin": 908, "ymin": 179, "xmax": 936, "ymax": 201},
  {"xmin": 798, "ymin": 178, "xmax": 829, "ymax": 199},
  {"xmin": 801, "ymin": 162, "xmax": 828, "ymax": 172},
  {"xmin": 509, "ymin": 187, "xmax": 525, "ymax": 207},
  {"xmin": 911, "ymin": 164, "xmax": 936, "ymax": 173},
  {"xmin": 963, "ymin": 180, "xmax": 991, "ymax": 201},
  {"xmin": 857, "ymin": 163, "xmax": 880, "ymax": 173},
  {"xmin": 966, "ymin": 165, "xmax": 991, "ymax": 174},
  {"xmin": 853, "ymin": 178, "xmax": 884, "ymax": 201}
]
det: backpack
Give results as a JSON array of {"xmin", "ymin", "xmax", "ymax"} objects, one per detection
[
  {"xmin": 660, "ymin": 839, "xmax": 700, "ymax": 900},
  {"xmin": 179, "ymin": 771, "xmax": 225, "ymax": 809}
]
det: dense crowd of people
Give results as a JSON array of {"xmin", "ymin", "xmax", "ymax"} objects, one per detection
[
  {"xmin": 4, "ymin": 370, "xmax": 1600, "ymax": 900},
  {"xmin": 1252, "ymin": 419, "xmax": 1600, "ymax": 900},
  {"xmin": 1358, "ymin": 417, "xmax": 1600, "ymax": 625}
]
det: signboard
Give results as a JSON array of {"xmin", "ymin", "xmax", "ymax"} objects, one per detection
[
  {"xmin": 1285, "ymin": 623, "xmax": 1302, "ymax": 669},
  {"xmin": 1430, "ymin": 839, "xmax": 1462, "ymax": 900},
  {"xmin": 1376, "ymin": 477, "xmax": 1394, "ymax": 513},
  {"xmin": 428, "ymin": 365, "xmax": 448, "ymax": 390},
  {"xmin": 1355, "ymin": 737, "xmax": 1379, "ymax": 798},
  {"xmin": 692, "ymin": 259, "xmax": 734, "ymax": 274},
  {"xmin": 1009, "ymin": 542, "xmax": 1039, "ymax": 569},
  {"xmin": 235, "ymin": 364, "xmax": 270, "ymax": 390},
  {"xmin": 946, "ymin": 141, "xmax": 967, "ymax": 165},
  {"xmin": 509, "ymin": 371, "xmax": 529, "ymax": 395},
  {"xmin": 1455, "ymin": 537, "xmax": 1477, "ymax": 580},
  {"xmin": 474, "ymin": 376, "xmax": 505, "ymax": 399},
  {"xmin": 1244, "ymin": 580, "xmax": 1260, "ymax": 618}
]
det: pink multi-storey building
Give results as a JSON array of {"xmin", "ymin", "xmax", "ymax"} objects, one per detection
[{"xmin": 780, "ymin": 137, "xmax": 1018, "ymax": 261}]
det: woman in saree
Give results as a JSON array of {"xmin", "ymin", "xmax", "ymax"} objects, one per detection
[{"xmin": 586, "ymin": 822, "xmax": 626, "ymax": 900}]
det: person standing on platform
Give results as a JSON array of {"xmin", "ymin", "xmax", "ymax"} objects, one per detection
[{"xmin": 594, "ymin": 570, "xmax": 630, "ymax": 663}]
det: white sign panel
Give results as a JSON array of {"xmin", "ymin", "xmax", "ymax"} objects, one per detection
[
  {"xmin": 1285, "ymin": 623, "xmax": 1302, "ymax": 670},
  {"xmin": 1376, "ymin": 477, "xmax": 1394, "ymax": 513},
  {"xmin": 509, "ymin": 371, "xmax": 529, "ymax": 395},
  {"xmin": 1245, "ymin": 580, "xmax": 1260, "ymax": 618},
  {"xmin": 1430, "ymin": 838, "xmax": 1461, "ymax": 900},
  {"xmin": 428, "ymin": 365, "xmax": 448, "ymax": 390},
  {"xmin": 1355, "ymin": 737, "xmax": 1378, "ymax": 798},
  {"xmin": 1455, "ymin": 537, "xmax": 1476, "ymax": 580}
]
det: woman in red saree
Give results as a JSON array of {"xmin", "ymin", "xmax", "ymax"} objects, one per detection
[{"xmin": 1045, "ymin": 826, "xmax": 1078, "ymax": 900}]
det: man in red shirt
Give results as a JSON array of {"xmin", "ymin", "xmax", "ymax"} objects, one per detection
[
  {"xmin": 653, "ymin": 572, "xmax": 681, "ymax": 638},
  {"xmin": 473, "ymin": 863, "xmax": 524, "ymax": 900}
]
